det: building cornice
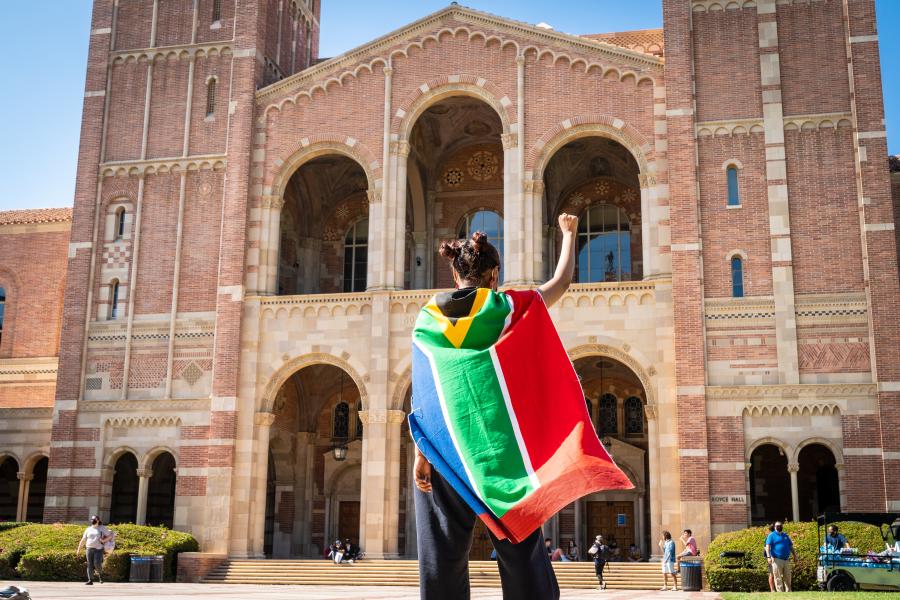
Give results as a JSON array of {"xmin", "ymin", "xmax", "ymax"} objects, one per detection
[{"xmin": 256, "ymin": 5, "xmax": 662, "ymax": 104}]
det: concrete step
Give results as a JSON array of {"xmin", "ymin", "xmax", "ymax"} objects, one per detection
[{"xmin": 202, "ymin": 560, "xmax": 668, "ymax": 589}]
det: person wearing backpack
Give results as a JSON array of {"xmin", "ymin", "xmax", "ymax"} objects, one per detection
[
  {"xmin": 75, "ymin": 515, "xmax": 112, "ymax": 585},
  {"xmin": 588, "ymin": 535, "xmax": 610, "ymax": 590}
]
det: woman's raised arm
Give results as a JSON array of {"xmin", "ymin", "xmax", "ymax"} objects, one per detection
[{"xmin": 538, "ymin": 213, "xmax": 578, "ymax": 308}]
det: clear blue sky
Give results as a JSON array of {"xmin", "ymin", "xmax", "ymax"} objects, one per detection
[{"xmin": 0, "ymin": 1, "xmax": 896, "ymax": 211}]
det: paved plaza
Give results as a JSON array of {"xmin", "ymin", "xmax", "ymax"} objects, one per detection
[{"xmin": 2, "ymin": 583, "xmax": 723, "ymax": 600}]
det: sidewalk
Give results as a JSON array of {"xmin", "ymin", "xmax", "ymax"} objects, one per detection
[{"xmin": 2, "ymin": 582, "xmax": 723, "ymax": 599}]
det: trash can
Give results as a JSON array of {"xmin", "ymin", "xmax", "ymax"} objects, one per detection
[
  {"xmin": 129, "ymin": 556, "xmax": 152, "ymax": 583},
  {"xmin": 148, "ymin": 555, "xmax": 164, "ymax": 583},
  {"xmin": 681, "ymin": 556, "xmax": 703, "ymax": 591}
]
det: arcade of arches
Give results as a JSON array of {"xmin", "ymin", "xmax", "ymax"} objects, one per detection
[
  {"xmin": 0, "ymin": 455, "xmax": 48, "ymax": 523},
  {"xmin": 272, "ymin": 95, "xmax": 646, "ymax": 296},
  {"xmin": 107, "ymin": 450, "xmax": 177, "ymax": 528}
]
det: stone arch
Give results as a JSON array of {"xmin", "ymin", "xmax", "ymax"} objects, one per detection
[
  {"xmin": 793, "ymin": 437, "xmax": 841, "ymax": 466},
  {"xmin": 268, "ymin": 138, "xmax": 382, "ymax": 203},
  {"xmin": 567, "ymin": 343, "xmax": 656, "ymax": 409},
  {"xmin": 21, "ymin": 451, "xmax": 49, "ymax": 474},
  {"xmin": 260, "ymin": 352, "xmax": 369, "ymax": 414},
  {"xmin": 326, "ymin": 460, "xmax": 362, "ymax": 496},
  {"xmin": 395, "ymin": 78, "xmax": 514, "ymax": 142},
  {"xmin": 390, "ymin": 364, "xmax": 412, "ymax": 411},
  {"xmin": 746, "ymin": 436, "xmax": 792, "ymax": 462},
  {"xmin": 104, "ymin": 446, "xmax": 140, "ymax": 470},
  {"xmin": 140, "ymin": 446, "xmax": 178, "ymax": 470},
  {"xmin": 0, "ymin": 451, "xmax": 20, "ymax": 468},
  {"xmin": 529, "ymin": 118, "xmax": 653, "ymax": 181}
]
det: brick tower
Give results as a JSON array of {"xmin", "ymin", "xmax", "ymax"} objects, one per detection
[{"xmin": 46, "ymin": 0, "xmax": 320, "ymax": 554}]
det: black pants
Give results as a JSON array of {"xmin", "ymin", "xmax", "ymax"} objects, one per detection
[
  {"xmin": 594, "ymin": 559, "xmax": 606, "ymax": 583},
  {"xmin": 86, "ymin": 548, "xmax": 104, "ymax": 582},
  {"xmin": 415, "ymin": 469, "xmax": 560, "ymax": 600}
]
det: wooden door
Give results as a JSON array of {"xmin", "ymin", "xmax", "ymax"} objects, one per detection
[
  {"xmin": 586, "ymin": 501, "xmax": 635, "ymax": 551},
  {"xmin": 338, "ymin": 501, "xmax": 360, "ymax": 544},
  {"xmin": 469, "ymin": 518, "xmax": 494, "ymax": 560}
]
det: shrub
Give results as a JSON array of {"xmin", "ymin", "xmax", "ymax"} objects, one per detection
[
  {"xmin": 705, "ymin": 521, "xmax": 887, "ymax": 592},
  {"xmin": 0, "ymin": 522, "xmax": 27, "ymax": 533},
  {"xmin": 0, "ymin": 523, "xmax": 198, "ymax": 582}
]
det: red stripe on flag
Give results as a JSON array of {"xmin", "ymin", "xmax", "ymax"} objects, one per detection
[{"xmin": 495, "ymin": 290, "xmax": 614, "ymax": 471}]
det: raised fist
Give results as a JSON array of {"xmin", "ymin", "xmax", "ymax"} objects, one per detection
[{"xmin": 558, "ymin": 212, "xmax": 578, "ymax": 235}]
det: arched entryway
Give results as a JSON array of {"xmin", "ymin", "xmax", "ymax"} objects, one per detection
[
  {"xmin": 797, "ymin": 443, "xmax": 840, "ymax": 520},
  {"xmin": 0, "ymin": 456, "xmax": 19, "ymax": 521},
  {"xmin": 544, "ymin": 136, "xmax": 643, "ymax": 283},
  {"xmin": 407, "ymin": 95, "xmax": 505, "ymax": 289},
  {"xmin": 26, "ymin": 456, "xmax": 48, "ymax": 522},
  {"xmin": 145, "ymin": 452, "xmax": 176, "ymax": 528},
  {"xmin": 748, "ymin": 443, "xmax": 791, "ymax": 525},
  {"xmin": 567, "ymin": 355, "xmax": 652, "ymax": 560},
  {"xmin": 263, "ymin": 362, "xmax": 365, "ymax": 557},
  {"xmin": 277, "ymin": 154, "xmax": 371, "ymax": 295},
  {"xmin": 109, "ymin": 452, "xmax": 139, "ymax": 524}
]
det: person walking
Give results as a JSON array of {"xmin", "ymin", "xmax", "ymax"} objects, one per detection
[
  {"xmin": 588, "ymin": 535, "xmax": 610, "ymax": 590},
  {"xmin": 763, "ymin": 523, "xmax": 775, "ymax": 592},
  {"xmin": 765, "ymin": 521, "xmax": 797, "ymax": 592},
  {"xmin": 75, "ymin": 515, "xmax": 111, "ymax": 585},
  {"xmin": 410, "ymin": 214, "xmax": 633, "ymax": 600},
  {"xmin": 659, "ymin": 531, "xmax": 678, "ymax": 591}
]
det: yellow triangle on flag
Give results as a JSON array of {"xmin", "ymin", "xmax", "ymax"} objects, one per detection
[{"xmin": 423, "ymin": 288, "xmax": 490, "ymax": 348}]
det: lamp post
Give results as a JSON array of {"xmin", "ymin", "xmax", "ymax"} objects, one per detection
[{"xmin": 332, "ymin": 441, "xmax": 348, "ymax": 462}]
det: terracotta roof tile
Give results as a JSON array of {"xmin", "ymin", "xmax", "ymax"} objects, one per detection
[
  {"xmin": 0, "ymin": 207, "xmax": 73, "ymax": 226},
  {"xmin": 582, "ymin": 28, "xmax": 664, "ymax": 57}
]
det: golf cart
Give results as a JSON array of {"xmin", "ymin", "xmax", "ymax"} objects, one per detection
[{"xmin": 816, "ymin": 512, "xmax": 900, "ymax": 592}]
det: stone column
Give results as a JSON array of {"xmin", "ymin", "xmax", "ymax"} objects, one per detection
[
  {"xmin": 292, "ymin": 431, "xmax": 316, "ymax": 557},
  {"xmin": 265, "ymin": 197, "xmax": 284, "ymax": 294},
  {"xmin": 425, "ymin": 191, "xmax": 437, "ymax": 287},
  {"xmin": 645, "ymin": 404, "xmax": 663, "ymax": 556},
  {"xmin": 15, "ymin": 472, "xmax": 31, "ymax": 522},
  {"xmin": 247, "ymin": 412, "xmax": 276, "ymax": 558},
  {"xmin": 135, "ymin": 468, "xmax": 152, "ymax": 525},
  {"xmin": 388, "ymin": 141, "xmax": 410, "ymax": 291},
  {"xmin": 788, "ymin": 463, "xmax": 800, "ymax": 522},
  {"xmin": 835, "ymin": 462, "xmax": 846, "ymax": 511},
  {"xmin": 358, "ymin": 408, "xmax": 405, "ymax": 559},
  {"xmin": 637, "ymin": 493, "xmax": 646, "ymax": 559},
  {"xmin": 412, "ymin": 232, "xmax": 427, "ymax": 289}
]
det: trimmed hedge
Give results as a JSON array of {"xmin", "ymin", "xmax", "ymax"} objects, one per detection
[
  {"xmin": 0, "ymin": 522, "xmax": 198, "ymax": 582},
  {"xmin": 705, "ymin": 521, "xmax": 888, "ymax": 592}
]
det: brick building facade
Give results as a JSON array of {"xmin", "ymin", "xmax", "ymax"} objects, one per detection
[{"xmin": 0, "ymin": 0, "xmax": 898, "ymax": 563}]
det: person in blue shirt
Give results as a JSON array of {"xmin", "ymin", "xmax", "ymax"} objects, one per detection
[
  {"xmin": 765, "ymin": 522, "xmax": 797, "ymax": 592},
  {"xmin": 825, "ymin": 525, "xmax": 848, "ymax": 551},
  {"xmin": 659, "ymin": 531, "xmax": 678, "ymax": 591}
]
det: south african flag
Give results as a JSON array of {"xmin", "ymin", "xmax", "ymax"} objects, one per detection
[{"xmin": 409, "ymin": 287, "xmax": 633, "ymax": 543}]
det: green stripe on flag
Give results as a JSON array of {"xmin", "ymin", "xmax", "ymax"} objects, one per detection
[{"xmin": 427, "ymin": 345, "xmax": 536, "ymax": 516}]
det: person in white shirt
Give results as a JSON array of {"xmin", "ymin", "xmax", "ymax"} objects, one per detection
[{"xmin": 75, "ymin": 515, "xmax": 111, "ymax": 585}]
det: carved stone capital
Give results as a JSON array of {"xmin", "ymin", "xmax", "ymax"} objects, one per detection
[
  {"xmin": 644, "ymin": 404, "xmax": 658, "ymax": 420},
  {"xmin": 638, "ymin": 173, "xmax": 656, "ymax": 189},
  {"xmin": 515, "ymin": 54, "xmax": 526, "ymax": 66},
  {"xmin": 358, "ymin": 408, "xmax": 407, "ymax": 424},
  {"xmin": 16, "ymin": 472, "xmax": 33, "ymax": 482},
  {"xmin": 787, "ymin": 463, "xmax": 799, "ymax": 473},
  {"xmin": 255, "ymin": 412, "xmax": 276, "ymax": 427},
  {"xmin": 523, "ymin": 179, "xmax": 545, "ymax": 195},
  {"xmin": 383, "ymin": 66, "xmax": 393, "ymax": 76},
  {"xmin": 136, "ymin": 468, "xmax": 153, "ymax": 479},
  {"xmin": 390, "ymin": 140, "xmax": 411, "ymax": 157},
  {"xmin": 366, "ymin": 189, "xmax": 381, "ymax": 204},
  {"xmin": 500, "ymin": 133, "xmax": 518, "ymax": 150}
]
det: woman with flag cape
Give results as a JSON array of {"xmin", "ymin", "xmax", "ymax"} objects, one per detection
[{"xmin": 410, "ymin": 213, "xmax": 633, "ymax": 600}]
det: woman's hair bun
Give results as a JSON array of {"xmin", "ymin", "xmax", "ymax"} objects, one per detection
[
  {"xmin": 470, "ymin": 231, "xmax": 488, "ymax": 250},
  {"xmin": 439, "ymin": 239, "xmax": 463, "ymax": 261}
]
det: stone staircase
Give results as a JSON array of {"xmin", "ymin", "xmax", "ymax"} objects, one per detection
[{"xmin": 202, "ymin": 559, "xmax": 666, "ymax": 589}]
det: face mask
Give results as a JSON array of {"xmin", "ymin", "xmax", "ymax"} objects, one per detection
[{"xmin": 775, "ymin": 526, "xmax": 783, "ymax": 532}]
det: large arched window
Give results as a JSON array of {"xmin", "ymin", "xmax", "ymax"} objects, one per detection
[
  {"xmin": 726, "ymin": 166, "xmax": 740, "ymax": 206},
  {"xmin": 332, "ymin": 402, "xmax": 350, "ymax": 439},
  {"xmin": 577, "ymin": 204, "xmax": 631, "ymax": 283},
  {"xmin": 598, "ymin": 393, "xmax": 618, "ymax": 437},
  {"xmin": 458, "ymin": 210, "xmax": 504, "ymax": 283},
  {"xmin": 110, "ymin": 453, "xmax": 139, "ymax": 524},
  {"xmin": 109, "ymin": 280, "xmax": 120, "ymax": 320},
  {"xmin": 624, "ymin": 396, "xmax": 644, "ymax": 435},
  {"xmin": 343, "ymin": 219, "xmax": 368, "ymax": 293},
  {"xmin": 731, "ymin": 256, "xmax": 744, "ymax": 298},
  {"xmin": 0, "ymin": 456, "xmax": 19, "ymax": 521},
  {"xmin": 0, "ymin": 286, "xmax": 6, "ymax": 346}
]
